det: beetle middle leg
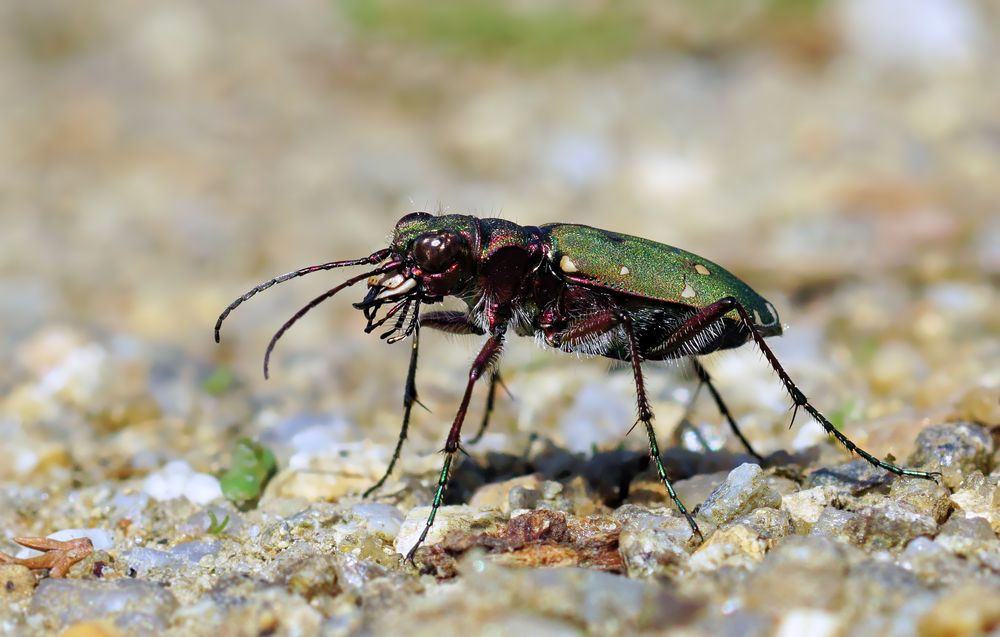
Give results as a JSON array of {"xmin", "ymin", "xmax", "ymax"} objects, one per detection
[
  {"xmin": 656, "ymin": 298, "xmax": 940, "ymax": 481},
  {"xmin": 690, "ymin": 359, "xmax": 765, "ymax": 462},
  {"xmin": 543, "ymin": 303, "xmax": 703, "ymax": 539}
]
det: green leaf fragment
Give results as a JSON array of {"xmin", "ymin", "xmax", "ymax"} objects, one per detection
[
  {"xmin": 203, "ymin": 367, "xmax": 236, "ymax": 396},
  {"xmin": 220, "ymin": 439, "xmax": 278, "ymax": 509},
  {"xmin": 206, "ymin": 510, "xmax": 230, "ymax": 535}
]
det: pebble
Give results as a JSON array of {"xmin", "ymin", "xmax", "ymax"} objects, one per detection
[
  {"xmin": 0, "ymin": 564, "xmax": 35, "ymax": 601},
  {"xmin": 811, "ymin": 500, "xmax": 937, "ymax": 551},
  {"xmin": 469, "ymin": 474, "xmax": 544, "ymax": 514},
  {"xmin": 918, "ymin": 585, "xmax": 1000, "ymax": 637},
  {"xmin": 948, "ymin": 471, "xmax": 1000, "ymax": 534},
  {"xmin": 774, "ymin": 609, "xmax": 841, "ymax": 637},
  {"xmin": 122, "ymin": 541, "xmax": 219, "ymax": 576},
  {"xmin": 142, "ymin": 460, "xmax": 223, "ymax": 505},
  {"xmin": 697, "ymin": 464, "xmax": 782, "ymax": 527},
  {"xmin": 59, "ymin": 622, "xmax": 126, "ymax": 637},
  {"xmin": 30, "ymin": 579, "xmax": 178, "ymax": 633},
  {"xmin": 689, "ymin": 524, "xmax": 768, "ymax": 572},
  {"xmin": 616, "ymin": 506, "xmax": 695, "ymax": 578},
  {"xmin": 780, "ymin": 486, "xmax": 838, "ymax": 532},
  {"xmin": 394, "ymin": 505, "xmax": 503, "ymax": 557},
  {"xmin": 907, "ymin": 422, "xmax": 994, "ymax": 488},
  {"xmin": 744, "ymin": 536, "xmax": 853, "ymax": 612}
]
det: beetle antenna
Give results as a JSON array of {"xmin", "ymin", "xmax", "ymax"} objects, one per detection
[
  {"xmin": 262, "ymin": 261, "xmax": 400, "ymax": 379},
  {"xmin": 215, "ymin": 248, "xmax": 391, "ymax": 343}
]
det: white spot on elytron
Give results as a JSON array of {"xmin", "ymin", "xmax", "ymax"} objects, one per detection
[
  {"xmin": 681, "ymin": 283, "xmax": 696, "ymax": 298},
  {"xmin": 620, "ymin": 266, "xmax": 630, "ymax": 276},
  {"xmin": 694, "ymin": 263, "xmax": 711, "ymax": 276},
  {"xmin": 753, "ymin": 309, "xmax": 764, "ymax": 325},
  {"xmin": 765, "ymin": 301, "xmax": 778, "ymax": 325},
  {"xmin": 430, "ymin": 238, "xmax": 442, "ymax": 247},
  {"xmin": 559, "ymin": 255, "xmax": 578, "ymax": 273}
]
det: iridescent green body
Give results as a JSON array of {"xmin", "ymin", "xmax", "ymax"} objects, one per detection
[{"xmin": 541, "ymin": 223, "xmax": 782, "ymax": 335}]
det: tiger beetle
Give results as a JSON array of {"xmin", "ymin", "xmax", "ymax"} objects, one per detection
[{"xmin": 215, "ymin": 212, "xmax": 940, "ymax": 562}]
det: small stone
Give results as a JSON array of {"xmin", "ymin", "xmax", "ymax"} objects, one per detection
[
  {"xmin": 781, "ymin": 486, "xmax": 838, "ymax": 532},
  {"xmin": 671, "ymin": 471, "xmax": 729, "ymax": 510},
  {"xmin": 689, "ymin": 524, "xmax": 767, "ymax": 572},
  {"xmin": 899, "ymin": 537, "xmax": 978, "ymax": 586},
  {"xmin": 934, "ymin": 515, "xmax": 997, "ymax": 557},
  {"xmin": 774, "ymin": 609, "xmax": 841, "ymax": 637},
  {"xmin": 949, "ymin": 471, "xmax": 1000, "ymax": 533},
  {"xmin": 30, "ymin": 579, "xmax": 177, "ymax": 631},
  {"xmin": 0, "ymin": 564, "xmax": 35, "ymax": 601},
  {"xmin": 348, "ymin": 502, "xmax": 405, "ymax": 540},
  {"xmin": 469, "ymin": 474, "xmax": 543, "ymax": 514},
  {"xmin": 954, "ymin": 385, "xmax": 1000, "ymax": 428},
  {"xmin": 918, "ymin": 584, "xmax": 1000, "ymax": 637},
  {"xmin": 697, "ymin": 464, "xmax": 781, "ymax": 527},
  {"xmin": 616, "ymin": 506, "xmax": 694, "ymax": 578},
  {"xmin": 142, "ymin": 460, "xmax": 222, "ymax": 505},
  {"xmin": 744, "ymin": 536, "xmax": 851, "ymax": 612},
  {"xmin": 907, "ymin": 422, "xmax": 993, "ymax": 488},
  {"xmin": 804, "ymin": 459, "xmax": 891, "ymax": 494},
  {"xmin": 395, "ymin": 505, "xmax": 503, "ymax": 557},
  {"xmin": 731, "ymin": 507, "xmax": 794, "ymax": 541},
  {"xmin": 812, "ymin": 500, "xmax": 937, "ymax": 551},
  {"xmin": 889, "ymin": 474, "xmax": 952, "ymax": 523},
  {"xmin": 60, "ymin": 621, "xmax": 125, "ymax": 637}
]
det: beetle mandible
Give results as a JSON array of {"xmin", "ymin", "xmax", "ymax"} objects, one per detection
[{"xmin": 215, "ymin": 212, "xmax": 939, "ymax": 562}]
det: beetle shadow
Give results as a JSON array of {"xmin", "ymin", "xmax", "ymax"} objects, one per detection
[{"xmin": 446, "ymin": 436, "xmax": 823, "ymax": 509}]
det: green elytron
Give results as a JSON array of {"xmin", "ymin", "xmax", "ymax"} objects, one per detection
[{"xmin": 216, "ymin": 213, "xmax": 940, "ymax": 562}]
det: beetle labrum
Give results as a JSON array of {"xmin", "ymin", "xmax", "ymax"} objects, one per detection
[{"xmin": 215, "ymin": 212, "xmax": 939, "ymax": 561}]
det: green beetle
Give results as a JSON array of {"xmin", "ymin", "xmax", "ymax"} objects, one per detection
[{"xmin": 217, "ymin": 212, "xmax": 939, "ymax": 562}]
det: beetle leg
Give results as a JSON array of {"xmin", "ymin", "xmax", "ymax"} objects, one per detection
[
  {"xmin": 419, "ymin": 310, "xmax": 486, "ymax": 335},
  {"xmin": 619, "ymin": 313, "xmax": 704, "ymax": 541},
  {"xmin": 658, "ymin": 298, "xmax": 940, "ymax": 481},
  {"xmin": 364, "ymin": 304, "xmax": 423, "ymax": 499},
  {"xmin": 690, "ymin": 359, "xmax": 765, "ymax": 462},
  {"xmin": 468, "ymin": 371, "xmax": 501, "ymax": 444},
  {"xmin": 405, "ymin": 328, "xmax": 506, "ymax": 563},
  {"xmin": 419, "ymin": 311, "xmax": 506, "ymax": 444}
]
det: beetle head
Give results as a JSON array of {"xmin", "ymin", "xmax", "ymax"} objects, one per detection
[{"xmin": 375, "ymin": 212, "xmax": 479, "ymax": 300}]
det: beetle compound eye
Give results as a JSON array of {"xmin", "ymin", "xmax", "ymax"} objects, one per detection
[{"xmin": 413, "ymin": 232, "xmax": 465, "ymax": 273}]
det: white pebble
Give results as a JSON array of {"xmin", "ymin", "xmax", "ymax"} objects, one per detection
[{"xmin": 143, "ymin": 460, "xmax": 222, "ymax": 505}]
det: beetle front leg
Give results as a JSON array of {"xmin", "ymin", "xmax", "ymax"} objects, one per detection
[
  {"xmin": 658, "ymin": 298, "xmax": 940, "ymax": 481},
  {"xmin": 364, "ymin": 306, "xmax": 422, "ymax": 498},
  {"xmin": 406, "ymin": 328, "xmax": 506, "ymax": 563}
]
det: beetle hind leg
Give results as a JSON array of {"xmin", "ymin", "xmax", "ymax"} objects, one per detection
[{"xmin": 658, "ymin": 298, "xmax": 940, "ymax": 482}]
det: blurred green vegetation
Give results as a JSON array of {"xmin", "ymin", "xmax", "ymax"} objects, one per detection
[{"xmin": 337, "ymin": 0, "xmax": 830, "ymax": 65}]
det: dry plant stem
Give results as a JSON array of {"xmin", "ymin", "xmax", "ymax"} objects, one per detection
[{"xmin": 0, "ymin": 536, "xmax": 94, "ymax": 578}]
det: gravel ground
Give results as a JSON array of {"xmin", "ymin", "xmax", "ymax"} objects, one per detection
[{"xmin": 1, "ymin": 2, "xmax": 999, "ymax": 636}]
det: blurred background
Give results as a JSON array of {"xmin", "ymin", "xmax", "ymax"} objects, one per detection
[{"xmin": 1, "ymin": 0, "xmax": 998, "ymax": 487}]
